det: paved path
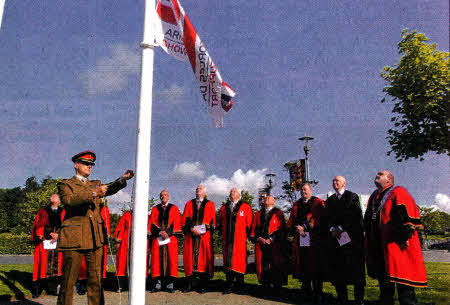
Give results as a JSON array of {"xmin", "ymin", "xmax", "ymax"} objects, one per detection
[{"xmin": 0, "ymin": 251, "xmax": 448, "ymax": 265}]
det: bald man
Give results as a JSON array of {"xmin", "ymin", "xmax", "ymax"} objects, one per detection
[
  {"xmin": 250, "ymin": 195, "xmax": 287, "ymax": 295},
  {"xmin": 31, "ymin": 194, "xmax": 65, "ymax": 298},
  {"xmin": 364, "ymin": 170, "xmax": 427, "ymax": 305},
  {"xmin": 324, "ymin": 176, "xmax": 365, "ymax": 305},
  {"xmin": 181, "ymin": 185, "xmax": 216, "ymax": 293},
  {"xmin": 218, "ymin": 188, "xmax": 253, "ymax": 294},
  {"xmin": 149, "ymin": 190, "xmax": 181, "ymax": 293}
]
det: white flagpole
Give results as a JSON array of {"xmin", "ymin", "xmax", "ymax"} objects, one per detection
[
  {"xmin": 129, "ymin": 0, "xmax": 156, "ymax": 304},
  {"xmin": 0, "ymin": 0, "xmax": 6, "ymax": 29}
]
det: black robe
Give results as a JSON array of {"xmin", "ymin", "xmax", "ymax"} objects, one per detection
[{"xmin": 323, "ymin": 191, "xmax": 365, "ymax": 284}]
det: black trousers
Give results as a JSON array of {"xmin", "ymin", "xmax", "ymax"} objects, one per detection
[
  {"xmin": 334, "ymin": 283, "xmax": 365, "ymax": 302},
  {"xmin": 225, "ymin": 271, "xmax": 244, "ymax": 286},
  {"xmin": 379, "ymin": 279, "xmax": 417, "ymax": 305}
]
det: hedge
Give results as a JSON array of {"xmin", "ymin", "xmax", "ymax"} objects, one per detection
[{"xmin": 0, "ymin": 233, "xmax": 34, "ymax": 254}]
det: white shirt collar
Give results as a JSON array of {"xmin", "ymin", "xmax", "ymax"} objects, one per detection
[
  {"xmin": 336, "ymin": 189, "xmax": 345, "ymax": 197},
  {"xmin": 75, "ymin": 174, "xmax": 87, "ymax": 183},
  {"xmin": 266, "ymin": 206, "xmax": 274, "ymax": 212}
]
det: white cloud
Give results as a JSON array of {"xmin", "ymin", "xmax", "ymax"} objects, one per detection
[
  {"xmin": 107, "ymin": 190, "xmax": 132, "ymax": 214},
  {"xmin": 79, "ymin": 43, "xmax": 140, "ymax": 95},
  {"xmin": 160, "ymin": 84, "xmax": 185, "ymax": 103},
  {"xmin": 433, "ymin": 193, "xmax": 450, "ymax": 213},
  {"xmin": 171, "ymin": 161, "xmax": 205, "ymax": 180},
  {"xmin": 201, "ymin": 168, "xmax": 268, "ymax": 203}
]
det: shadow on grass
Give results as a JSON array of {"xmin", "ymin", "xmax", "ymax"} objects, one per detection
[{"xmin": 0, "ymin": 270, "xmax": 30, "ymax": 301}]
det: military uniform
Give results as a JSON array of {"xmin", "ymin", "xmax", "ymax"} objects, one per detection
[{"xmin": 57, "ymin": 151, "xmax": 128, "ymax": 305}]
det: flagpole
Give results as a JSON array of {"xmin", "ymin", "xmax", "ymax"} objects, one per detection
[
  {"xmin": 129, "ymin": 0, "xmax": 156, "ymax": 304},
  {"xmin": 0, "ymin": 0, "xmax": 6, "ymax": 29}
]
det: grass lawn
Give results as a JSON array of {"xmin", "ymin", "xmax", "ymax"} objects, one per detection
[{"xmin": 0, "ymin": 262, "xmax": 448, "ymax": 304}]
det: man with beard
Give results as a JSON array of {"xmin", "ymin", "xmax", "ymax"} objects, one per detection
[
  {"xmin": 218, "ymin": 188, "xmax": 253, "ymax": 294},
  {"xmin": 31, "ymin": 194, "xmax": 65, "ymax": 298},
  {"xmin": 324, "ymin": 176, "xmax": 365, "ymax": 305},
  {"xmin": 287, "ymin": 183, "xmax": 325, "ymax": 303},
  {"xmin": 149, "ymin": 190, "xmax": 181, "ymax": 293},
  {"xmin": 56, "ymin": 150, "xmax": 134, "ymax": 305},
  {"xmin": 250, "ymin": 195, "xmax": 287, "ymax": 295},
  {"xmin": 364, "ymin": 170, "xmax": 427, "ymax": 305},
  {"xmin": 181, "ymin": 185, "xmax": 216, "ymax": 293}
]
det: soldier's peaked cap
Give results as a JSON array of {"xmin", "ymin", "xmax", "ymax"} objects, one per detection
[{"xmin": 72, "ymin": 150, "xmax": 96, "ymax": 164}]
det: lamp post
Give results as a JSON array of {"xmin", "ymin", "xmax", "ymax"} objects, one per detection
[
  {"xmin": 299, "ymin": 136, "xmax": 318, "ymax": 185},
  {"xmin": 265, "ymin": 173, "xmax": 276, "ymax": 194}
]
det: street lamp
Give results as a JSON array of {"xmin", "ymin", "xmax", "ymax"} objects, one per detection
[{"xmin": 299, "ymin": 136, "xmax": 318, "ymax": 185}]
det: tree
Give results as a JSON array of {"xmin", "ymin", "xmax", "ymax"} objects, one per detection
[
  {"xmin": 381, "ymin": 29, "xmax": 449, "ymax": 162},
  {"xmin": 15, "ymin": 177, "xmax": 58, "ymax": 234},
  {"xmin": 0, "ymin": 187, "xmax": 24, "ymax": 232},
  {"xmin": 419, "ymin": 206, "xmax": 450, "ymax": 236}
]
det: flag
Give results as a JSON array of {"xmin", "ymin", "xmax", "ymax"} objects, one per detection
[{"xmin": 154, "ymin": 0, "xmax": 235, "ymax": 127}]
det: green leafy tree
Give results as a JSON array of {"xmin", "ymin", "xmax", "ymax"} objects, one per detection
[
  {"xmin": 0, "ymin": 187, "xmax": 24, "ymax": 232},
  {"xmin": 419, "ymin": 206, "xmax": 450, "ymax": 236},
  {"xmin": 381, "ymin": 29, "xmax": 449, "ymax": 162},
  {"xmin": 15, "ymin": 178, "xmax": 58, "ymax": 235}
]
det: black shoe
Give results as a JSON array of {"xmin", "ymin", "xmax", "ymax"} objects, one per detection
[
  {"xmin": 222, "ymin": 286, "xmax": 232, "ymax": 295},
  {"xmin": 197, "ymin": 287, "xmax": 206, "ymax": 294},
  {"xmin": 151, "ymin": 287, "xmax": 161, "ymax": 293},
  {"xmin": 313, "ymin": 294, "xmax": 322, "ymax": 304},
  {"xmin": 182, "ymin": 283, "xmax": 192, "ymax": 293},
  {"xmin": 31, "ymin": 282, "xmax": 41, "ymax": 298},
  {"xmin": 75, "ymin": 281, "xmax": 87, "ymax": 295},
  {"xmin": 166, "ymin": 287, "xmax": 174, "ymax": 293}
]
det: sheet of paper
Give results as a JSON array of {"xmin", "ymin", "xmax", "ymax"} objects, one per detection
[
  {"xmin": 337, "ymin": 231, "xmax": 351, "ymax": 246},
  {"xmin": 43, "ymin": 239, "xmax": 57, "ymax": 250},
  {"xmin": 194, "ymin": 224, "xmax": 207, "ymax": 234},
  {"xmin": 157, "ymin": 237, "xmax": 170, "ymax": 246},
  {"xmin": 299, "ymin": 232, "xmax": 310, "ymax": 247}
]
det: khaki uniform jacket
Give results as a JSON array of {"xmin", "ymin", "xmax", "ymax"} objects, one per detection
[{"xmin": 57, "ymin": 176, "xmax": 126, "ymax": 251}]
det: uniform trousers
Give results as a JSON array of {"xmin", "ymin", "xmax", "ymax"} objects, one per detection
[{"xmin": 57, "ymin": 247, "xmax": 104, "ymax": 305}]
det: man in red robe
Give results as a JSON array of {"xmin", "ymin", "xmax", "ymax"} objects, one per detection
[
  {"xmin": 76, "ymin": 202, "xmax": 110, "ymax": 295},
  {"xmin": 287, "ymin": 183, "xmax": 325, "ymax": 303},
  {"xmin": 250, "ymin": 195, "xmax": 287, "ymax": 295},
  {"xmin": 149, "ymin": 190, "xmax": 181, "ymax": 293},
  {"xmin": 181, "ymin": 185, "xmax": 216, "ymax": 293},
  {"xmin": 113, "ymin": 210, "xmax": 132, "ymax": 292},
  {"xmin": 31, "ymin": 194, "xmax": 65, "ymax": 298},
  {"xmin": 364, "ymin": 170, "xmax": 427, "ymax": 305},
  {"xmin": 218, "ymin": 188, "xmax": 253, "ymax": 294}
]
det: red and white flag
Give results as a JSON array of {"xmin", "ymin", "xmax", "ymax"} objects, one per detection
[{"xmin": 154, "ymin": 0, "xmax": 235, "ymax": 127}]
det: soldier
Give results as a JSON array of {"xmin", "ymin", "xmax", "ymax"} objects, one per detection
[{"xmin": 56, "ymin": 150, "xmax": 134, "ymax": 305}]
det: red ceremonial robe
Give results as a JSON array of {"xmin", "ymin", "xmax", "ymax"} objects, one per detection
[
  {"xmin": 78, "ymin": 204, "xmax": 110, "ymax": 279},
  {"xmin": 218, "ymin": 201, "xmax": 253, "ymax": 274},
  {"xmin": 250, "ymin": 207, "xmax": 287, "ymax": 285},
  {"xmin": 181, "ymin": 199, "xmax": 216, "ymax": 278},
  {"xmin": 113, "ymin": 211, "xmax": 132, "ymax": 276},
  {"xmin": 287, "ymin": 197, "xmax": 324, "ymax": 280},
  {"xmin": 364, "ymin": 186, "xmax": 427, "ymax": 287},
  {"xmin": 31, "ymin": 207, "xmax": 65, "ymax": 281},
  {"xmin": 150, "ymin": 204, "xmax": 181, "ymax": 278}
]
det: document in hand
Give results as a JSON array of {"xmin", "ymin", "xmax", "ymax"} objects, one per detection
[
  {"xmin": 194, "ymin": 224, "xmax": 207, "ymax": 234},
  {"xmin": 43, "ymin": 239, "xmax": 57, "ymax": 250},
  {"xmin": 299, "ymin": 232, "xmax": 310, "ymax": 247},
  {"xmin": 157, "ymin": 237, "xmax": 171, "ymax": 246},
  {"xmin": 337, "ymin": 231, "xmax": 351, "ymax": 246}
]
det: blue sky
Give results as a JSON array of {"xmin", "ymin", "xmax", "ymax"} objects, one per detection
[{"xmin": 0, "ymin": 0, "xmax": 448, "ymax": 212}]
